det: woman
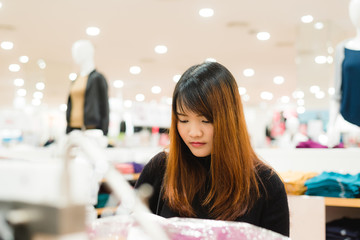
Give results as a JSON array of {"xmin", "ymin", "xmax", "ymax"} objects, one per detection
[{"xmin": 135, "ymin": 62, "xmax": 289, "ymax": 236}]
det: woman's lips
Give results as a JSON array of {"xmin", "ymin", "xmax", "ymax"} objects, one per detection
[{"xmin": 190, "ymin": 142, "xmax": 205, "ymax": 147}]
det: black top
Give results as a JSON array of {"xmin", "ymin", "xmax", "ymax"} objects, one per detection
[
  {"xmin": 66, "ymin": 69, "xmax": 109, "ymax": 135},
  {"xmin": 135, "ymin": 152, "xmax": 290, "ymax": 237}
]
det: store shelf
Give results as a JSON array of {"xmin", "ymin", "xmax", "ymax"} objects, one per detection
[{"xmin": 325, "ymin": 197, "xmax": 360, "ymax": 208}]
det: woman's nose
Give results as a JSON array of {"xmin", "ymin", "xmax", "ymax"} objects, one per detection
[{"xmin": 188, "ymin": 124, "xmax": 202, "ymax": 137}]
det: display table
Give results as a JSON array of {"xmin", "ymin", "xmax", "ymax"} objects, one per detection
[
  {"xmin": 257, "ymin": 148, "xmax": 360, "ymax": 240},
  {"xmin": 325, "ymin": 197, "xmax": 360, "ymax": 208}
]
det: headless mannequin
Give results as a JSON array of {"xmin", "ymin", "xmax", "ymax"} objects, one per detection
[
  {"xmin": 66, "ymin": 40, "xmax": 109, "ymax": 136},
  {"xmin": 327, "ymin": 0, "xmax": 360, "ymax": 147}
]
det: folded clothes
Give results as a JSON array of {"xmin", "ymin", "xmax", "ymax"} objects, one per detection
[
  {"xmin": 114, "ymin": 162, "xmax": 145, "ymax": 175},
  {"xmin": 296, "ymin": 139, "xmax": 344, "ymax": 148},
  {"xmin": 305, "ymin": 172, "xmax": 360, "ymax": 198},
  {"xmin": 114, "ymin": 163, "xmax": 135, "ymax": 174},
  {"xmin": 327, "ymin": 217, "xmax": 360, "ymax": 239},
  {"xmin": 279, "ymin": 171, "xmax": 318, "ymax": 195}
]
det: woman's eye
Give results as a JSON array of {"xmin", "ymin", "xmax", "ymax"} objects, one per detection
[
  {"xmin": 202, "ymin": 120, "xmax": 210, "ymax": 123},
  {"xmin": 179, "ymin": 120, "xmax": 188, "ymax": 123}
]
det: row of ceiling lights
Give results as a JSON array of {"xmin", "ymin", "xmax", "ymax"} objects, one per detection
[
  {"xmin": 1, "ymin": 2, "xmax": 332, "ymax": 113},
  {"xmin": 1, "ymin": 40, "xmax": 47, "ymax": 107},
  {"xmin": 59, "ymin": 10, "xmax": 335, "ymax": 114},
  {"xmin": 0, "ymin": 0, "xmax": 47, "ymax": 108}
]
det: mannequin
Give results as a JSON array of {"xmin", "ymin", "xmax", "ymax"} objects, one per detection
[
  {"xmin": 327, "ymin": 0, "xmax": 360, "ymax": 147},
  {"xmin": 278, "ymin": 116, "xmax": 308, "ymax": 148},
  {"xmin": 66, "ymin": 40, "xmax": 109, "ymax": 136}
]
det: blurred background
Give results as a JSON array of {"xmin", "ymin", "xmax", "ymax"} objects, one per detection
[{"xmin": 0, "ymin": 0, "xmax": 358, "ymax": 148}]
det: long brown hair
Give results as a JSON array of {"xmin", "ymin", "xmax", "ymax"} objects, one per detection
[{"xmin": 164, "ymin": 62, "xmax": 264, "ymax": 220}]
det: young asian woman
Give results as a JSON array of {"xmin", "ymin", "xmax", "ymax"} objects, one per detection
[{"xmin": 134, "ymin": 62, "xmax": 290, "ymax": 237}]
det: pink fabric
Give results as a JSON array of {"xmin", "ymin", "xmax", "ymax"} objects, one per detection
[
  {"xmin": 88, "ymin": 214, "xmax": 289, "ymax": 240},
  {"xmin": 296, "ymin": 139, "xmax": 344, "ymax": 149},
  {"xmin": 114, "ymin": 163, "xmax": 135, "ymax": 174}
]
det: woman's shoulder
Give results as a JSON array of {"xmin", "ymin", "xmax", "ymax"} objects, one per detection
[
  {"xmin": 135, "ymin": 151, "xmax": 167, "ymax": 188},
  {"xmin": 142, "ymin": 151, "xmax": 167, "ymax": 177},
  {"xmin": 147, "ymin": 151, "xmax": 167, "ymax": 168},
  {"xmin": 256, "ymin": 164, "xmax": 284, "ymax": 193}
]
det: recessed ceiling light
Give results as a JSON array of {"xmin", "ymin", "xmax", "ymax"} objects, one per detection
[
  {"xmin": 314, "ymin": 22, "xmax": 324, "ymax": 30},
  {"xmin": 315, "ymin": 91, "xmax": 325, "ymax": 99},
  {"xmin": 310, "ymin": 85, "xmax": 320, "ymax": 94},
  {"xmin": 327, "ymin": 46, "xmax": 334, "ymax": 54},
  {"xmin": 151, "ymin": 86, "xmax": 161, "ymax": 94},
  {"xmin": 238, "ymin": 87, "xmax": 247, "ymax": 95},
  {"xmin": 260, "ymin": 91, "xmax": 273, "ymax": 101},
  {"xmin": 328, "ymin": 87, "xmax": 335, "ymax": 95},
  {"xmin": 273, "ymin": 76, "xmax": 285, "ymax": 85},
  {"xmin": 0, "ymin": 2, "xmax": 3, "ymax": 8},
  {"xmin": 1, "ymin": 41, "xmax": 13, "ymax": 50},
  {"xmin": 36, "ymin": 82, "xmax": 45, "ymax": 90},
  {"xmin": 37, "ymin": 59, "xmax": 46, "ymax": 69},
  {"xmin": 256, "ymin": 32, "xmax": 270, "ymax": 41},
  {"xmin": 301, "ymin": 15, "xmax": 314, "ymax": 23},
  {"xmin": 173, "ymin": 74, "xmax": 181, "ymax": 82},
  {"xmin": 154, "ymin": 45, "xmax": 168, "ymax": 54},
  {"xmin": 14, "ymin": 78, "xmax": 24, "ymax": 87},
  {"xmin": 17, "ymin": 88, "xmax": 27, "ymax": 97},
  {"xmin": 86, "ymin": 26, "xmax": 100, "ymax": 36},
  {"xmin": 243, "ymin": 68, "xmax": 255, "ymax": 77},
  {"xmin": 135, "ymin": 94, "xmax": 145, "ymax": 102},
  {"xmin": 33, "ymin": 91, "xmax": 43, "ymax": 99},
  {"xmin": 9, "ymin": 64, "xmax": 20, "ymax": 72},
  {"xmin": 205, "ymin": 58, "xmax": 216, "ymax": 62},
  {"xmin": 199, "ymin": 8, "xmax": 214, "ymax": 18},
  {"xmin": 113, "ymin": 80, "xmax": 124, "ymax": 88},
  {"xmin": 130, "ymin": 66, "xmax": 141, "ymax": 75},
  {"xmin": 314, "ymin": 56, "xmax": 327, "ymax": 64},
  {"xmin": 19, "ymin": 56, "xmax": 29, "ymax": 63},
  {"xmin": 69, "ymin": 73, "xmax": 77, "ymax": 81}
]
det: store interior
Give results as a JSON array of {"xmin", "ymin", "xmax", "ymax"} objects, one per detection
[{"xmin": 1, "ymin": 0, "xmax": 360, "ymax": 239}]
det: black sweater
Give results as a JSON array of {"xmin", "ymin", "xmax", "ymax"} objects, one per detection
[
  {"xmin": 66, "ymin": 69, "xmax": 109, "ymax": 135},
  {"xmin": 134, "ymin": 152, "xmax": 290, "ymax": 237}
]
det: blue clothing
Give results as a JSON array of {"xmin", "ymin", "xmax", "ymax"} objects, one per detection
[
  {"xmin": 305, "ymin": 171, "xmax": 360, "ymax": 198},
  {"xmin": 340, "ymin": 48, "xmax": 360, "ymax": 127}
]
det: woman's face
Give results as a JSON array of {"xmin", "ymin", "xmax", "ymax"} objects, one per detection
[{"xmin": 177, "ymin": 108, "xmax": 214, "ymax": 157}]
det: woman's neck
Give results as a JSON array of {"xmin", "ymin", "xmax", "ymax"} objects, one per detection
[{"xmin": 196, "ymin": 155, "xmax": 211, "ymax": 171}]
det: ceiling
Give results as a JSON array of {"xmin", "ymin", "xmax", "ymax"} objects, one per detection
[{"xmin": 0, "ymin": 0, "xmax": 355, "ymax": 112}]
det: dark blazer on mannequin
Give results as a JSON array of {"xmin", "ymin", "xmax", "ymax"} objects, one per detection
[{"xmin": 66, "ymin": 69, "xmax": 109, "ymax": 135}]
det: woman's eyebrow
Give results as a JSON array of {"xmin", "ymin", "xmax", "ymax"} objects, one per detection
[{"xmin": 176, "ymin": 112, "xmax": 187, "ymax": 116}]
